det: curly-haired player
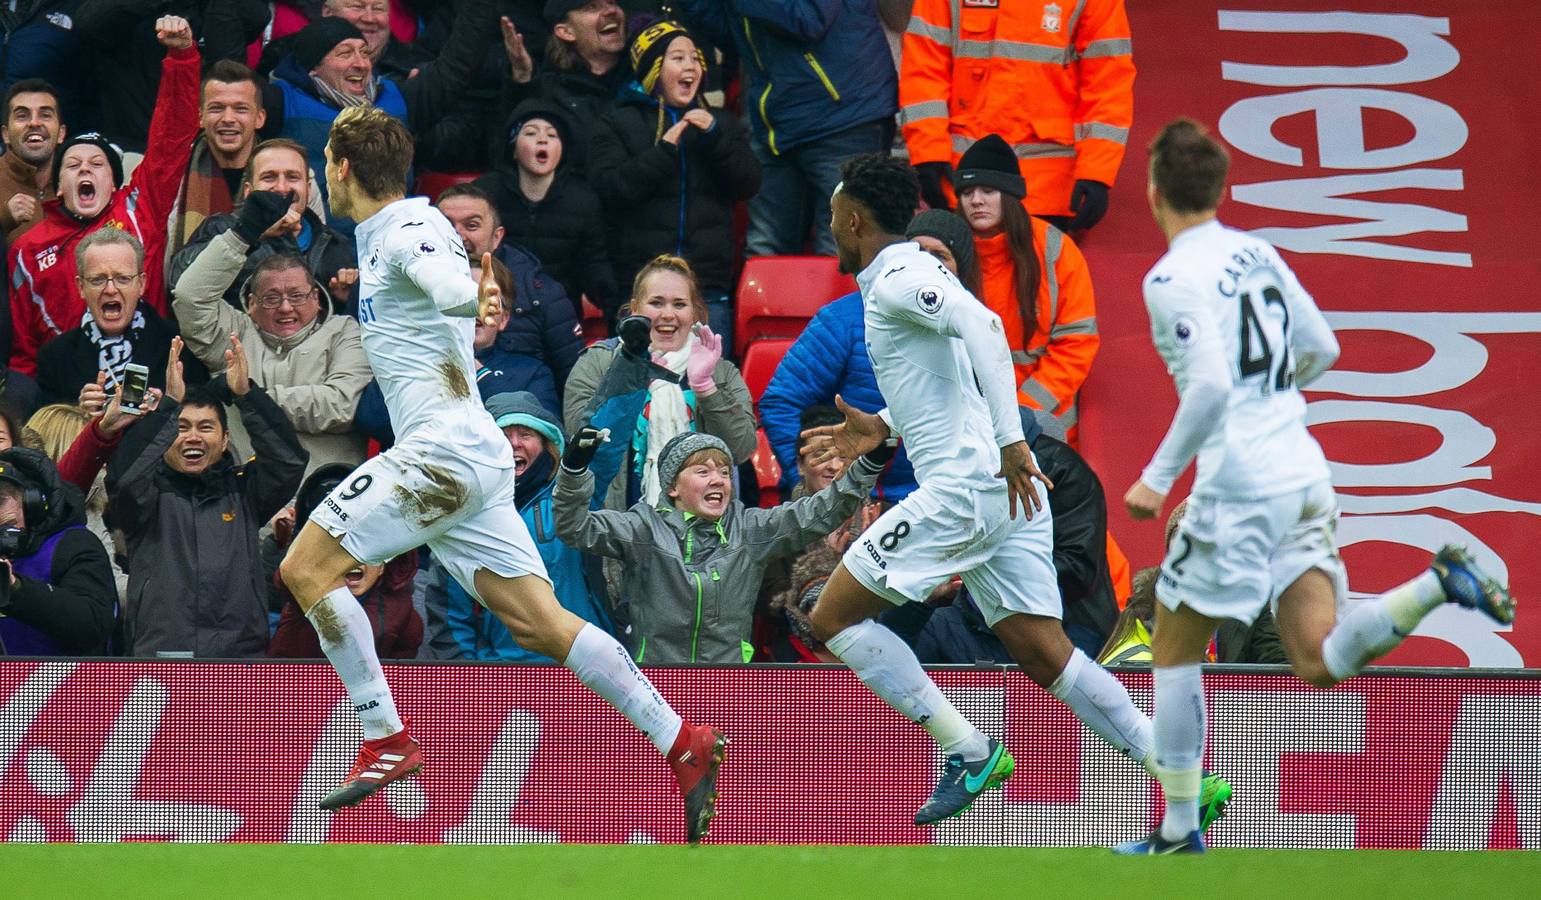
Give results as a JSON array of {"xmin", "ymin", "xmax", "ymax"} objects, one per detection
[
  {"xmin": 802, "ymin": 154, "xmax": 1229, "ymax": 828},
  {"xmin": 278, "ymin": 107, "xmax": 726, "ymax": 843}
]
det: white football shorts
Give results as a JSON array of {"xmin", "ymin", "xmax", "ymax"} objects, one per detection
[
  {"xmin": 841, "ymin": 477, "xmax": 1061, "ymax": 626},
  {"xmin": 1156, "ymin": 479, "xmax": 1346, "ymax": 624},
  {"xmin": 306, "ymin": 415, "xmax": 549, "ymax": 603}
]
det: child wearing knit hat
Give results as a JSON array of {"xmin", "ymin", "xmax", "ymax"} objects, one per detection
[{"xmin": 553, "ymin": 427, "xmax": 894, "ymax": 664}]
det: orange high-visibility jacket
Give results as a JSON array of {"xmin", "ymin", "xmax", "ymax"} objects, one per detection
[
  {"xmin": 974, "ymin": 219, "xmax": 1097, "ymax": 442},
  {"xmin": 901, "ymin": 0, "xmax": 1135, "ymax": 216}
]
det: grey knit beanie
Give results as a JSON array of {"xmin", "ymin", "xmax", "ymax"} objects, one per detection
[
  {"xmin": 657, "ymin": 431, "xmax": 732, "ymax": 495},
  {"xmin": 906, "ymin": 209, "xmax": 977, "ymax": 283}
]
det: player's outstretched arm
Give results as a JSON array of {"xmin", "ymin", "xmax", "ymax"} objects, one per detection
[
  {"xmin": 800, "ymin": 395, "xmax": 888, "ymax": 467},
  {"xmin": 1127, "ymin": 279, "xmax": 1231, "ymax": 520}
]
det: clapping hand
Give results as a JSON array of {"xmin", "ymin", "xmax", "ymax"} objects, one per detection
[
  {"xmin": 684, "ymin": 323, "xmax": 722, "ymax": 396},
  {"xmin": 223, "ymin": 332, "xmax": 250, "ymax": 397},
  {"xmin": 165, "ymin": 336, "xmax": 186, "ymax": 402},
  {"xmin": 477, "ymin": 252, "xmax": 503, "ymax": 326},
  {"xmin": 502, "ymin": 17, "xmax": 534, "ymax": 84}
]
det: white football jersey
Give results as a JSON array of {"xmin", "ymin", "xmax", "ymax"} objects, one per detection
[
  {"xmin": 1141, "ymin": 219, "xmax": 1338, "ymax": 500},
  {"xmin": 858, "ymin": 241, "xmax": 1021, "ymax": 492},
  {"xmin": 353, "ymin": 196, "xmax": 511, "ymax": 468}
]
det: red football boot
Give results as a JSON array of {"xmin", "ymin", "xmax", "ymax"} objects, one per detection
[
  {"xmin": 319, "ymin": 731, "xmax": 424, "ymax": 811},
  {"xmin": 666, "ymin": 723, "xmax": 728, "ymax": 844}
]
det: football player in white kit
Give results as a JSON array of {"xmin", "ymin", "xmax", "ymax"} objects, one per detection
[
  {"xmin": 802, "ymin": 155, "xmax": 1228, "ymax": 828},
  {"xmin": 1116, "ymin": 119, "xmax": 1515, "ymax": 854},
  {"xmin": 277, "ymin": 108, "xmax": 727, "ymax": 843}
]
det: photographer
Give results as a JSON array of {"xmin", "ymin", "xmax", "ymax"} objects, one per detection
[
  {"xmin": 107, "ymin": 332, "xmax": 308, "ymax": 658},
  {"xmin": 0, "ymin": 448, "xmax": 117, "ymax": 656}
]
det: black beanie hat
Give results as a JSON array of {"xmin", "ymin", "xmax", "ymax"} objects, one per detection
[
  {"xmin": 52, "ymin": 132, "xmax": 124, "ymax": 193},
  {"xmin": 543, "ymin": 0, "xmax": 587, "ymax": 27},
  {"xmin": 292, "ymin": 17, "xmax": 366, "ymax": 72},
  {"xmin": 508, "ymin": 98, "xmax": 575, "ymax": 157},
  {"xmin": 905, "ymin": 209, "xmax": 977, "ymax": 281},
  {"xmin": 954, "ymin": 134, "xmax": 1026, "ymax": 200}
]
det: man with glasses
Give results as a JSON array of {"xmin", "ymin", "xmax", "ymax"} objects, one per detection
[
  {"xmin": 36, "ymin": 228, "xmax": 207, "ymax": 408},
  {"xmin": 169, "ymin": 138, "xmax": 357, "ymax": 314},
  {"xmin": 172, "ymin": 187, "xmax": 371, "ymax": 474}
]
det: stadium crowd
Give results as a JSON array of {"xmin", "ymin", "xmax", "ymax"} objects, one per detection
[{"xmin": 0, "ymin": 0, "xmax": 1251, "ymax": 668}]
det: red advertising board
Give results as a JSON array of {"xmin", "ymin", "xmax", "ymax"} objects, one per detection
[
  {"xmin": 1, "ymin": 662, "xmax": 1534, "ymax": 848},
  {"xmin": 1076, "ymin": 3, "xmax": 1541, "ymax": 666}
]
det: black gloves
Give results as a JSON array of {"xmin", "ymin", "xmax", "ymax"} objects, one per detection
[
  {"xmin": 914, "ymin": 162, "xmax": 955, "ymax": 211},
  {"xmin": 231, "ymin": 190, "xmax": 295, "ymax": 244},
  {"xmin": 1066, "ymin": 180, "xmax": 1110, "ymax": 231},
  {"xmin": 617, "ymin": 314, "xmax": 652, "ymax": 360},
  {"xmin": 562, "ymin": 425, "xmax": 609, "ymax": 472}
]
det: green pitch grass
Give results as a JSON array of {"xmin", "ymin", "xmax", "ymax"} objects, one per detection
[{"xmin": 7, "ymin": 844, "xmax": 1538, "ymax": 899}]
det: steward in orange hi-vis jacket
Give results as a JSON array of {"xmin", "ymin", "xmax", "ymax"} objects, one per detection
[
  {"xmin": 956, "ymin": 134, "xmax": 1097, "ymax": 447},
  {"xmin": 901, "ymin": 0, "xmax": 1134, "ymax": 230}
]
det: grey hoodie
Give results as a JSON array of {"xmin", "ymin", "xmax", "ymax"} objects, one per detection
[{"xmin": 554, "ymin": 460, "xmax": 881, "ymax": 663}]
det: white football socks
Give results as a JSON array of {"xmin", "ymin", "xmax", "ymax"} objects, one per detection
[
  {"xmin": 1153, "ymin": 663, "xmax": 1205, "ymax": 841},
  {"xmin": 1048, "ymin": 648, "xmax": 1155, "ymax": 773},
  {"xmin": 564, "ymin": 623, "xmax": 683, "ymax": 754},
  {"xmin": 827, "ymin": 619, "xmax": 990, "ymax": 761},
  {"xmin": 307, "ymin": 586, "xmax": 402, "ymax": 741},
  {"xmin": 1322, "ymin": 570, "xmax": 1444, "ymax": 682}
]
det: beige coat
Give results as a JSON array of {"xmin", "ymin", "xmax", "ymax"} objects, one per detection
[{"xmin": 172, "ymin": 229, "xmax": 371, "ymax": 476}]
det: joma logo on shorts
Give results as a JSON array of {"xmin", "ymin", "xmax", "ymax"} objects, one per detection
[
  {"xmin": 324, "ymin": 497, "xmax": 349, "ymax": 521},
  {"xmin": 355, "ymin": 700, "xmax": 379, "ymax": 713},
  {"xmin": 863, "ymin": 539, "xmax": 887, "ymax": 570}
]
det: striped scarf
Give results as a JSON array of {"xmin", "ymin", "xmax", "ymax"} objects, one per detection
[{"xmin": 81, "ymin": 308, "xmax": 147, "ymax": 389}]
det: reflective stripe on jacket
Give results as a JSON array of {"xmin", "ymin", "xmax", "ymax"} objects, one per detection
[
  {"xmin": 974, "ymin": 219, "xmax": 1098, "ymax": 442},
  {"xmin": 900, "ymin": 0, "xmax": 1135, "ymax": 214}
]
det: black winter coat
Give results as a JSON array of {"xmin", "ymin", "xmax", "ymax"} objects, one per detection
[
  {"xmin": 1030, "ymin": 432, "xmax": 1119, "ymax": 645},
  {"xmin": 34, "ymin": 304, "xmax": 210, "ymax": 408},
  {"xmin": 588, "ymin": 93, "xmax": 762, "ymax": 298},
  {"xmin": 474, "ymin": 169, "xmax": 617, "ymax": 321},
  {"xmin": 107, "ymin": 378, "xmax": 308, "ymax": 658},
  {"xmin": 490, "ymin": 242, "xmax": 584, "ymax": 388},
  {"xmin": 168, "ymin": 208, "xmax": 357, "ymax": 313},
  {"xmin": 0, "ymin": 447, "xmax": 117, "ymax": 656}
]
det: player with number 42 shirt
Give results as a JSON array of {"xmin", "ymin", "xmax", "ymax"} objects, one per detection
[{"xmin": 1116, "ymin": 119, "xmax": 1513, "ymax": 856}]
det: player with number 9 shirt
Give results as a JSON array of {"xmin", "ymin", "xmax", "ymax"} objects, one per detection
[
  {"xmin": 1116, "ymin": 118, "xmax": 1515, "ymax": 855},
  {"xmin": 275, "ymin": 107, "xmax": 727, "ymax": 843}
]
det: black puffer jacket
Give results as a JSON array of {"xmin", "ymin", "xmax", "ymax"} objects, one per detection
[
  {"xmin": 106, "ymin": 378, "xmax": 308, "ymax": 658},
  {"xmin": 588, "ymin": 89, "xmax": 761, "ymax": 298},
  {"xmin": 490, "ymin": 242, "xmax": 584, "ymax": 391},
  {"xmin": 167, "ymin": 207, "xmax": 358, "ymax": 313},
  {"xmin": 475, "ymin": 167, "xmax": 617, "ymax": 322}
]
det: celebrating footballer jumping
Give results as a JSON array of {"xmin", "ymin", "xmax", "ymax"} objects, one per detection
[{"xmin": 278, "ymin": 107, "xmax": 725, "ymax": 842}]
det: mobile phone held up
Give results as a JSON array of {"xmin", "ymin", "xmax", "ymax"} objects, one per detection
[{"xmin": 120, "ymin": 363, "xmax": 151, "ymax": 416}]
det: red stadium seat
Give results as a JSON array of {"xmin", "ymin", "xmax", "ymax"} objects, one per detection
[
  {"xmin": 739, "ymin": 338, "xmax": 793, "ymax": 406},
  {"xmin": 581, "ymin": 296, "xmax": 609, "ymax": 344},
  {"xmin": 414, "ymin": 171, "xmax": 483, "ymax": 203},
  {"xmin": 734, "ymin": 256, "xmax": 854, "ymax": 358},
  {"xmin": 753, "ymin": 428, "xmax": 782, "ymax": 507}
]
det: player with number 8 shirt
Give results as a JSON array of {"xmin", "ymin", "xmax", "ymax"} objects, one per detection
[
  {"xmin": 800, "ymin": 154, "xmax": 1231, "ymax": 830},
  {"xmin": 1117, "ymin": 119, "xmax": 1514, "ymax": 855}
]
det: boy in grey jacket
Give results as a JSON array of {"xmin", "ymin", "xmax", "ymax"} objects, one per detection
[{"xmin": 554, "ymin": 430, "xmax": 892, "ymax": 664}]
